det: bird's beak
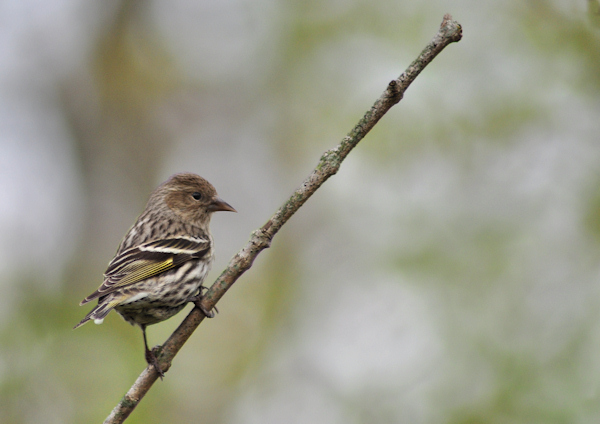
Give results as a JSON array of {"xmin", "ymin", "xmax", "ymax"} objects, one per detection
[{"xmin": 208, "ymin": 197, "xmax": 237, "ymax": 213}]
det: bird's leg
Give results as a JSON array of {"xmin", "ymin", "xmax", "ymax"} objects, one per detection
[
  {"xmin": 187, "ymin": 286, "xmax": 217, "ymax": 318},
  {"xmin": 142, "ymin": 325, "xmax": 164, "ymax": 379}
]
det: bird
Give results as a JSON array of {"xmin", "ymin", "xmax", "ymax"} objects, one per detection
[{"xmin": 74, "ymin": 173, "xmax": 236, "ymax": 377}]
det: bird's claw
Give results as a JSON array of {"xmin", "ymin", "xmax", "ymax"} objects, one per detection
[
  {"xmin": 187, "ymin": 292, "xmax": 218, "ymax": 318},
  {"xmin": 146, "ymin": 346, "xmax": 165, "ymax": 379}
]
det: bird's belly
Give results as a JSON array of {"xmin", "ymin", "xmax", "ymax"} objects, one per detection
[{"xmin": 114, "ymin": 260, "xmax": 210, "ymax": 326}]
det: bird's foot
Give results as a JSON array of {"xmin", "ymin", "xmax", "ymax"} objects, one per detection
[
  {"xmin": 145, "ymin": 346, "xmax": 165, "ymax": 380},
  {"xmin": 187, "ymin": 292, "xmax": 218, "ymax": 318}
]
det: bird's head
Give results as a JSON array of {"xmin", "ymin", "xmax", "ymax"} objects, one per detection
[{"xmin": 158, "ymin": 173, "xmax": 236, "ymax": 227}]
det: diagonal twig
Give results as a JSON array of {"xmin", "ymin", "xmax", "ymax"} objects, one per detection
[{"xmin": 103, "ymin": 14, "xmax": 462, "ymax": 424}]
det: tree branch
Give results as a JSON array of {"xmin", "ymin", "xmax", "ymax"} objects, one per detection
[{"xmin": 103, "ymin": 14, "xmax": 462, "ymax": 424}]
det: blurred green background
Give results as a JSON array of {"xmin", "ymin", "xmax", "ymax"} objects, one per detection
[{"xmin": 1, "ymin": 0, "xmax": 600, "ymax": 423}]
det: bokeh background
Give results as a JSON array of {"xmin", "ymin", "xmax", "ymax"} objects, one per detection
[{"xmin": 1, "ymin": 0, "xmax": 600, "ymax": 423}]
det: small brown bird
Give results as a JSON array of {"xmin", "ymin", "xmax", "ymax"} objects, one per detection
[{"xmin": 74, "ymin": 173, "xmax": 235, "ymax": 376}]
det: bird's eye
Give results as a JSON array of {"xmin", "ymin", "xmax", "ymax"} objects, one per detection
[{"xmin": 192, "ymin": 192, "xmax": 202, "ymax": 200}]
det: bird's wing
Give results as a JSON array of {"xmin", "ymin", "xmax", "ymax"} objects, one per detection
[{"xmin": 79, "ymin": 236, "xmax": 210, "ymax": 305}]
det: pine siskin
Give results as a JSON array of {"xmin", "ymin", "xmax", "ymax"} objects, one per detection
[{"xmin": 74, "ymin": 173, "xmax": 236, "ymax": 376}]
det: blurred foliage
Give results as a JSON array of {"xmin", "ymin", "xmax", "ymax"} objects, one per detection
[{"xmin": 2, "ymin": 0, "xmax": 600, "ymax": 424}]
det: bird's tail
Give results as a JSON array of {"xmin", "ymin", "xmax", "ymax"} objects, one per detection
[{"xmin": 73, "ymin": 296, "xmax": 124, "ymax": 329}]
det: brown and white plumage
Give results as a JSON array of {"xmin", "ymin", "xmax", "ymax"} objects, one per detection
[
  {"xmin": 74, "ymin": 173, "xmax": 235, "ymax": 375},
  {"xmin": 74, "ymin": 235, "xmax": 213, "ymax": 327}
]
